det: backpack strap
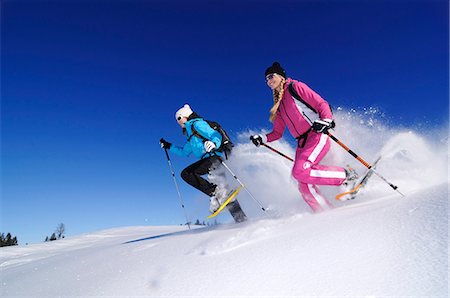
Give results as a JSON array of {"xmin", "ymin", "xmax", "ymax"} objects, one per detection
[
  {"xmin": 288, "ymin": 82, "xmax": 333, "ymax": 115},
  {"xmin": 188, "ymin": 120, "xmax": 207, "ymax": 142},
  {"xmin": 187, "ymin": 120, "xmax": 218, "ymax": 159},
  {"xmin": 288, "ymin": 82, "xmax": 318, "ymax": 113},
  {"xmin": 288, "ymin": 81, "xmax": 333, "ymax": 148},
  {"xmin": 187, "ymin": 119, "xmax": 231, "ymax": 159}
]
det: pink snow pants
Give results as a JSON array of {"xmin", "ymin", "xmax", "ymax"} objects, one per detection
[{"xmin": 292, "ymin": 131, "xmax": 346, "ymax": 213}]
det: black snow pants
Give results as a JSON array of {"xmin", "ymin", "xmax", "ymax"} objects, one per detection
[{"xmin": 180, "ymin": 155, "xmax": 222, "ymax": 197}]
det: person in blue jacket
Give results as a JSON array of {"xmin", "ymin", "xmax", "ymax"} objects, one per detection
[{"xmin": 160, "ymin": 104, "xmax": 234, "ymax": 214}]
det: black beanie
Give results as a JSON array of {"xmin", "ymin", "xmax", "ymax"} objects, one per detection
[{"xmin": 265, "ymin": 62, "xmax": 286, "ymax": 79}]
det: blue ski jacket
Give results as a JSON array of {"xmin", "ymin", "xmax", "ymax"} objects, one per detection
[{"xmin": 170, "ymin": 117, "xmax": 223, "ymax": 159}]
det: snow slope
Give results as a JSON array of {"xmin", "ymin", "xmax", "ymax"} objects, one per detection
[
  {"xmin": 1, "ymin": 182, "xmax": 448, "ymax": 297},
  {"xmin": 1, "ymin": 109, "xmax": 448, "ymax": 297}
]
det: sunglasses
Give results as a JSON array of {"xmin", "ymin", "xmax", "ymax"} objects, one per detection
[{"xmin": 265, "ymin": 73, "xmax": 276, "ymax": 82}]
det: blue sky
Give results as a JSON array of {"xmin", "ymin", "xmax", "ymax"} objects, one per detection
[{"xmin": 2, "ymin": 0, "xmax": 448, "ymax": 244}]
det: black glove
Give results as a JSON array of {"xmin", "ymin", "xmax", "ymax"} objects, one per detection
[
  {"xmin": 312, "ymin": 119, "xmax": 335, "ymax": 133},
  {"xmin": 250, "ymin": 135, "xmax": 263, "ymax": 147},
  {"xmin": 160, "ymin": 138, "xmax": 172, "ymax": 149}
]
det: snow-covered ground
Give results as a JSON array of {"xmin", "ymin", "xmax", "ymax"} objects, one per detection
[
  {"xmin": 1, "ymin": 109, "xmax": 448, "ymax": 297},
  {"xmin": 1, "ymin": 183, "xmax": 447, "ymax": 297}
]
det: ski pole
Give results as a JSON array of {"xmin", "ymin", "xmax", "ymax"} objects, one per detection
[
  {"xmin": 324, "ymin": 131, "xmax": 371, "ymax": 168},
  {"xmin": 260, "ymin": 134, "xmax": 404, "ymax": 197},
  {"xmin": 261, "ymin": 143, "xmax": 294, "ymax": 162},
  {"xmin": 324, "ymin": 131, "xmax": 405, "ymax": 197},
  {"xmin": 220, "ymin": 160, "xmax": 267, "ymax": 213},
  {"xmin": 162, "ymin": 148, "xmax": 191, "ymax": 229}
]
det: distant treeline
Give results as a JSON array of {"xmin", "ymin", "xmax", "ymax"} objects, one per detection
[
  {"xmin": 44, "ymin": 223, "xmax": 66, "ymax": 242},
  {"xmin": 0, "ymin": 233, "xmax": 18, "ymax": 247},
  {"xmin": 1, "ymin": 223, "xmax": 67, "ymax": 247}
]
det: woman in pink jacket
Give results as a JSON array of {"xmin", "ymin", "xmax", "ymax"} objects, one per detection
[{"xmin": 250, "ymin": 62, "xmax": 356, "ymax": 213}]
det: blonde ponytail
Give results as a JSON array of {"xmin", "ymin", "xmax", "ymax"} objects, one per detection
[{"xmin": 269, "ymin": 78, "xmax": 286, "ymax": 122}]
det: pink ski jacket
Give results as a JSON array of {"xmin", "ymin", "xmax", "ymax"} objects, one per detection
[{"xmin": 266, "ymin": 78, "xmax": 333, "ymax": 142}]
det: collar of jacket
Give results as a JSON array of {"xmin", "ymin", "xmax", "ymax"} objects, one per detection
[
  {"xmin": 187, "ymin": 112, "xmax": 201, "ymax": 121},
  {"xmin": 283, "ymin": 77, "xmax": 293, "ymax": 90},
  {"xmin": 182, "ymin": 112, "xmax": 202, "ymax": 135}
]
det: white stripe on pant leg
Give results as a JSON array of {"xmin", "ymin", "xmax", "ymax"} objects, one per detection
[
  {"xmin": 308, "ymin": 133, "xmax": 328, "ymax": 163},
  {"xmin": 310, "ymin": 169, "xmax": 346, "ymax": 179},
  {"xmin": 307, "ymin": 184, "xmax": 330, "ymax": 210}
]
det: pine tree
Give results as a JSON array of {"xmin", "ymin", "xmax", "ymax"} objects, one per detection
[
  {"xmin": 50, "ymin": 233, "xmax": 57, "ymax": 241},
  {"xmin": 6, "ymin": 233, "xmax": 12, "ymax": 244},
  {"xmin": 0, "ymin": 232, "xmax": 18, "ymax": 247}
]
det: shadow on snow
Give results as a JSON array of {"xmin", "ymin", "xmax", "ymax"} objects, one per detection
[{"xmin": 122, "ymin": 226, "xmax": 219, "ymax": 244}]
